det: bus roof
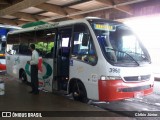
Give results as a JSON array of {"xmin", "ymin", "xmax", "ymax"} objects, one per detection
[
  {"xmin": 7, "ymin": 18, "xmax": 122, "ymax": 35},
  {"xmin": 0, "ymin": 24, "xmax": 21, "ymax": 30}
]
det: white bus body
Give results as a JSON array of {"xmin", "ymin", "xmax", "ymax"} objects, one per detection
[
  {"xmin": 6, "ymin": 18, "xmax": 154, "ymax": 102},
  {"xmin": 0, "ymin": 25, "xmax": 20, "ymax": 72}
]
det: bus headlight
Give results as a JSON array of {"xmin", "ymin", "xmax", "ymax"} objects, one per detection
[
  {"xmin": 100, "ymin": 76, "xmax": 122, "ymax": 80},
  {"xmin": 100, "ymin": 76, "xmax": 106, "ymax": 80},
  {"xmin": 107, "ymin": 76, "xmax": 122, "ymax": 80}
]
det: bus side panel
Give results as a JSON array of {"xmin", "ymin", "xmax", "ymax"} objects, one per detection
[
  {"xmin": 6, "ymin": 54, "xmax": 20, "ymax": 78},
  {"xmin": 6, "ymin": 53, "xmax": 53, "ymax": 92},
  {"xmin": 39, "ymin": 58, "xmax": 53, "ymax": 92},
  {"xmin": 7, "ymin": 55, "xmax": 31, "ymax": 81},
  {"xmin": 70, "ymin": 59, "xmax": 101, "ymax": 100},
  {"xmin": 19, "ymin": 56, "xmax": 53, "ymax": 92}
]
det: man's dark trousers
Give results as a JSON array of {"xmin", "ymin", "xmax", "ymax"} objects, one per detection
[{"xmin": 31, "ymin": 64, "xmax": 39, "ymax": 93}]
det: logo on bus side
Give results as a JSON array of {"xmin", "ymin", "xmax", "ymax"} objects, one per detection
[
  {"xmin": 14, "ymin": 57, "xmax": 20, "ymax": 65},
  {"xmin": 25, "ymin": 61, "xmax": 52, "ymax": 79}
]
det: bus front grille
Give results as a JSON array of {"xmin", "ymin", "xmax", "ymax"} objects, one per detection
[
  {"xmin": 120, "ymin": 85, "xmax": 151, "ymax": 92},
  {"xmin": 124, "ymin": 75, "xmax": 150, "ymax": 82}
]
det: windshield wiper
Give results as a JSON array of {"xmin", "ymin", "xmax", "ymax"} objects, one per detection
[
  {"xmin": 129, "ymin": 52, "xmax": 151, "ymax": 63},
  {"xmin": 106, "ymin": 48, "xmax": 140, "ymax": 66}
]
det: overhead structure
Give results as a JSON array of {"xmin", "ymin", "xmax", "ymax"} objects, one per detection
[{"xmin": 0, "ymin": 0, "xmax": 160, "ymax": 25}]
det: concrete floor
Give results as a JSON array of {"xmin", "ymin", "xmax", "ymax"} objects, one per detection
[{"xmin": 0, "ymin": 74, "xmax": 134, "ymax": 120}]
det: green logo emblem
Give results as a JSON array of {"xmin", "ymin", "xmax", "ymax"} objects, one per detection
[{"xmin": 25, "ymin": 61, "xmax": 52, "ymax": 79}]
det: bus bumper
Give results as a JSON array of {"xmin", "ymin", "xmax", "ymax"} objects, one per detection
[{"xmin": 98, "ymin": 80, "xmax": 154, "ymax": 102}]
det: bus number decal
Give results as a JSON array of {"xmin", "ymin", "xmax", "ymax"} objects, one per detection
[{"xmin": 109, "ymin": 68, "xmax": 120, "ymax": 73}]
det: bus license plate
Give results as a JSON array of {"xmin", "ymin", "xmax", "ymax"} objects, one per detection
[{"xmin": 134, "ymin": 92, "xmax": 144, "ymax": 98}]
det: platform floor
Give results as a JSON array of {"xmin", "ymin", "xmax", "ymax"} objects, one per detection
[{"xmin": 0, "ymin": 74, "xmax": 135, "ymax": 120}]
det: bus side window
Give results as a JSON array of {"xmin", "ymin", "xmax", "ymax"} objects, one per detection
[
  {"xmin": 35, "ymin": 29, "xmax": 55, "ymax": 58},
  {"xmin": 6, "ymin": 43, "xmax": 20, "ymax": 55},
  {"xmin": 19, "ymin": 44, "xmax": 31, "ymax": 55},
  {"xmin": 7, "ymin": 33, "xmax": 20, "ymax": 55},
  {"xmin": 45, "ymin": 47, "xmax": 54, "ymax": 58},
  {"xmin": 12, "ymin": 44, "xmax": 19, "ymax": 54},
  {"xmin": 72, "ymin": 24, "xmax": 97, "ymax": 65}
]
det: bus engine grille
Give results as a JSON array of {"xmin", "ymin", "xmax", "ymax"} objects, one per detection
[
  {"xmin": 120, "ymin": 85, "xmax": 151, "ymax": 92},
  {"xmin": 124, "ymin": 75, "xmax": 151, "ymax": 82}
]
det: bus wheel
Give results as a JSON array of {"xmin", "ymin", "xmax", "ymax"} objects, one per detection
[
  {"xmin": 72, "ymin": 81, "xmax": 89, "ymax": 103},
  {"xmin": 20, "ymin": 71, "xmax": 27, "ymax": 83}
]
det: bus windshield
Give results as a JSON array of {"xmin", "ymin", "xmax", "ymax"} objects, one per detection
[{"xmin": 89, "ymin": 21, "xmax": 151, "ymax": 67}]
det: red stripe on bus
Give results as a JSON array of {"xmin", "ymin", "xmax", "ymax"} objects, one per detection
[
  {"xmin": 0, "ymin": 64, "xmax": 6, "ymax": 71},
  {"xmin": 38, "ymin": 57, "xmax": 43, "ymax": 72}
]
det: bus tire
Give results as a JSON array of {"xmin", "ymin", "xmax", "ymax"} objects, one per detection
[{"xmin": 72, "ymin": 81, "xmax": 89, "ymax": 103}]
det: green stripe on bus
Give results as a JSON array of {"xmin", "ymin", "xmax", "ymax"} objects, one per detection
[{"xmin": 25, "ymin": 61, "xmax": 52, "ymax": 79}]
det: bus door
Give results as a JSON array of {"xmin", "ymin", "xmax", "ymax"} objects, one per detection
[
  {"xmin": 38, "ymin": 29, "xmax": 57, "ymax": 92},
  {"xmin": 56, "ymin": 27, "xmax": 72, "ymax": 91}
]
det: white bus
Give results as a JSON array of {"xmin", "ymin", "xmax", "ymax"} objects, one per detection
[
  {"xmin": 0, "ymin": 25, "xmax": 20, "ymax": 72},
  {"xmin": 6, "ymin": 18, "xmax": 154, "ymax": 102}
]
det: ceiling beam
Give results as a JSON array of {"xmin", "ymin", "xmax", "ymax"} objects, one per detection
[
  {"xmin": 42, "ymin": 0, "xmax": 147, "ymax": 22},
  {"xmin": 36, "ymin": 3, "xmax": 67, "ymax": 16},
  {"xmin": 0, "ymin": 0, "xmax": 9, "ymax": 4},
  {"xmin": 0, "ymin": 18, "xmax": 16, "ymax": 25},
  {"xmin": 62, "ymin": 0, "xmax": 90, "ymax": 7},
  {"xmin": 0, "ymin": 5, "xmax": 10, "ymax": 10},
  {"xmin": 64, "ymin": 7, "xmax": 81, "ymax": 14},
  {"xmin": 110, "ymin": 0, "xmax": 160, "ymax": 20},
  {"xmin": 94, "ymin": 0, "xmax": 113, "ymax": 6},
  {"xmin": 86, "ymin": 10, "xmax": 110, "ymax": 19},
  {"xmin": 12, "ymin": 12, "xmax": 37, "ymax": 21},
  {"xmin": 36, "ymin": 3, "xmax": 85, "ymax": 19},
  {"xmin": 0, "ymin": 0, "xmax": 49, "ymax": 16},
  {"xmin": 16, "ymin": 20, "xmax": 29, "ymax": 25},
  {"xmin": 69, "ymin": 15, "xmax": 85, "ymax": 19},
  {"xmin": 114, "ymin": 0, "xmax": 149, "ymax": 16},
  {"xmin": 64, "ymin": 7, "xmax": 84, "ymax": 19},
  {"xmin": 95, "ymin": 0, "xmax": 133, "ymax": 15},
  {"xmin": 34, "ymin": 15, "xmax": 49, "ymax": 20},
  {"xmin": 52, "ymin": 17, "xmax": 72, "ymax": 22},
  {"xmin": 115, "ymin": 6, "xmax": 133, "ymax": 15},
  {"xmin": 110, "ymin": 0, "xmax": 116, "ymax": 5}
]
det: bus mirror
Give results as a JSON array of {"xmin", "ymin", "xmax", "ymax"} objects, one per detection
[{"xmin": 82, "ymin": 33, "xmax": 89, "ymax": 46}]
